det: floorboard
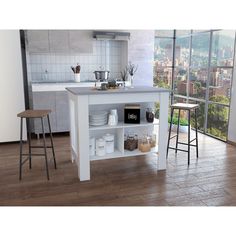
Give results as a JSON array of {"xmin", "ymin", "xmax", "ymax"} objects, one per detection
[{"xmin": 0, "ymin": 132, "xmax": 236, "ymax": 206}]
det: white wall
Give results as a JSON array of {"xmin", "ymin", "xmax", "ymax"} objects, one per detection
[
  {"xmin": 0, "ymin": 30, "xmax": 27, "ymax": 142},
  {"xmin": 128, "ymin": 30, "xmax": 154, "ymax": 87}
]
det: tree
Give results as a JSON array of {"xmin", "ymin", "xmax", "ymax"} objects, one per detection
[{"xmin": 207, "ymin": 95, "xmax": 229, "ymax": 140}]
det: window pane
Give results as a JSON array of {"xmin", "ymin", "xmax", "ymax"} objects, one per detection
[
  {"xmin": 189, "ymin": 68, "xmax": 208, "ymax": 99},
  {"xmin": 153, "ymin": 66, "xmax": 172, "ymax": 88},
  {"xmin": 175, "ymin": 37, "xmax": 190, "ymax": 67},
  {"xmin": 154, "ymin": 38, "xmax": 173, "ymax": 66},
  {"xmin": 191, "ymin": 33, "xmax": 210, "ymax": 67},
  {"xmin": 207, "ymin": 104, "xmax": 229, "ymax": 140},
  {"xmin": 173, "ymin": 68, "xmax": 188, "ymax": 96},
  {"xmin": 155, "ymin": 30, "xmax": 174, "ymax": 37},
  {"xmin": 211, "ymin": 30, "xmax": 235, "ymax": 66},
  {"xmin": 189, "ymin": 100, "xmax": 205, "ymax": 132},
  {"xmin": 209, "ymin": 68, "xmax": 232, "ymax": 105},
  {"xmin": 176, "ymin": 30, "xmax": 191, "ymax": 37}
]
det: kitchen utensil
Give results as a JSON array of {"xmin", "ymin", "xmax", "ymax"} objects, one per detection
[
  {"xmin": 75, "ymin": 73, "xmax": 80, "ymax": 82},
  {"xmin": 94, "ymin": 70, "xmax": 110, "ymax": 81}
]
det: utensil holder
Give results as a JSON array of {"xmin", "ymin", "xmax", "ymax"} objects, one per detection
[{"xmin": 75, "ymin": 73, "xmax": 80, "ymax": 82}]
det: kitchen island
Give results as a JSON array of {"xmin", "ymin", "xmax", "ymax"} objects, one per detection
[{"xmin": 66, "ymin": 86, "xmax": 170, "ymax": 181}]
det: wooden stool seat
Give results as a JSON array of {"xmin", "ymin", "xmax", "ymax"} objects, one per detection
[
  {"xmin": 17, "ymin": 109, "xmax": 56, "ymax": 180},
  {"xmin": 17, "ymin": 109, "xmax": 51, "ymax": 118},
  {"xmin": 171, "ymin": 103, "xmax": 199, "ymax": 110},
  {"xmin": 167, "ymin": 103, "xmax": 199, "ymax": 165}
]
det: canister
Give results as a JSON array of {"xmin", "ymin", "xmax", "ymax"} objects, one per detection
[
  {"xmin": 103, "ymin": 133, "xmax": 114, "ymax": 153},
  {"xmin": 89, "ymin": 137, "xmax": 95, "ymax": 156},
  {"xmin": 96, "ymin": 138, "xmax": 106, "ymax": 157}
]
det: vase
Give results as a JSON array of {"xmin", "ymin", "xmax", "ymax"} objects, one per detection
[{"xmin": 130, "ymin": 75, "xmax": 134, "ymax": 88}]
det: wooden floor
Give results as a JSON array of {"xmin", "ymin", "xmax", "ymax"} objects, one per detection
[{"xmin": 0, "ymin": 132, "xmax": 236, "ymax": 206}]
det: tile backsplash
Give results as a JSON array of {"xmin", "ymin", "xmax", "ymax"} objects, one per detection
[{"xmin": 27, "ymin": 40, "xmax": 127, "ymax": 82}]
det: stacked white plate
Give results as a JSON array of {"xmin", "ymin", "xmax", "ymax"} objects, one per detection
[{"xmin": 89, "ymin": 111, "xmax": 108, "ymax": 126}]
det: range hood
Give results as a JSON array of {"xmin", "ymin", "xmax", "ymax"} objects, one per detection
[{"xmin": 93, "ymin": 31, "xmax": 130, "ymax": 40}]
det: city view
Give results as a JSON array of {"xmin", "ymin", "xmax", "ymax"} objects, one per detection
[{"xmin": 154, "ymin": 30, "xmax": 235, "ymax": 140}]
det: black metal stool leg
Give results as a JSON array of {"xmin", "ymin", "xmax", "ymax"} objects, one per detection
[
  {"xmin": 19, "ymin": 117, "xmax": 23, "ymax": 180},
  {"xmin": 41, "ymin": 117, "xmax": 49, "ymax": 180},
  {"xmin": 166, "ymin": 108, "xmax": 174, "ymax": 158},
  {"xmin": 195, "ymin": 108, "xmax": 199, "ymax": 158},
  {"xmin": 47, "ymin": 114, "xmax": 57, "ymax": 169},
  {"xmin": 28, "ymin": 118, "xmax": 32, "ymax": 169},
  {"xmin": 175, "ymin": 109, "xmax": 181, "ymax": 154},
  {"xmin": 188, "ymin": 110, "xmax": 191, "ymax": 165}
]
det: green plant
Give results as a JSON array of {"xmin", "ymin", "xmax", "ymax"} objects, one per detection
[{"xmin": 168, "ymin": 116, "xmax": 189, "ymax": 126}]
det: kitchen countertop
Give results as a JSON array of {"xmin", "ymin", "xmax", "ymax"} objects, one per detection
[
  {"xmin": 32, "ymin": 81, "xmax": 97, "ymax": 92},
  {"xmin": 32, "ymin": 80, "xmax": 126, "ymax": 92},
  {"xmin": 66, "ymin": 86, "xmax": 170, "ymax": 95}
]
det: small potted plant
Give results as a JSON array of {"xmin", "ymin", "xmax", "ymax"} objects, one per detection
[
  {"xmin": 120, "ymin": 67, "xmax": 128, "ymax": 89},
  {"xmin": 127, "ymin": 61, "xmax": 138, "ymax": 88},
  {"xmin": 168, "ymin": 116, "xmax": 189, "ymax": 133}
]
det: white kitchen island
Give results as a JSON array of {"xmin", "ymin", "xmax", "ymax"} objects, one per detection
[{"xmin": 66, "ymin": 86, "xmax": 170, "ymax": 181}]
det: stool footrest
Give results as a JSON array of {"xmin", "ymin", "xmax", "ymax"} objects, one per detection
[
  {"xmin": 168, "ymin": 147, "xmax": 188, "ymax": 153},
  {"xmin": 190, "ymin": 138, "xmax": 196, "ymax": 143},
  {"xmin": 22, "ymin": 153, "xmax": 48, "ymax": 156},
  {"xmin": 30, "ymin": 145, "xmax": 53, "ymax": 149},
  {"xmin": 178, "ymin": 141, "xmax": 197, "ymax": 147},
  {"xmin": 21, "ymin": 157, "xmax": 30, "ymax": 166},
  {"xmin": 170, "ymin": 134, "xmax": 177, "ymax": 140}
]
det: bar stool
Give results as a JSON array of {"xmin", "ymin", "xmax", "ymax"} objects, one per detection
[
  {"xmin": 166, "ymin": 103, "xmax": 199, "ymax": 165},
  {"xmin": 17, "ymin": 110, "xmax": 57, "ymax": 180}
]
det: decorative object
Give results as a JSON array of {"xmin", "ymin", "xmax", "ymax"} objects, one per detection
[
  {"xmin": 124, "ymin": 104, "xmax": 140, "ymax": 124},
  {"xmin": 168, "ymin": 116, "xmax": 189, "ymax": 133},
  {"xmin": 95, "ymin": 138, "xmax": 106, "ymax": 157},
  {"xmin": 120, "ymin": 67, "xmax": 128, "ymax": 89},
  {"xmin": 103, "ymin": 133, "xmax": 115, "ymax": 154},
  {"xmin": 146, "ymin": 108, "xmax": 155, "ymax": 123},
  {"xmin": 71, "ymin": 63, "xmax": 81, "ymax": 82},
  {"xmin": 127, "ymin": 61, "xmax": 138, "ymax": 88},
  {"xmin": 110, "ymin": 109, "xmax": 118, "ymax": 125}
]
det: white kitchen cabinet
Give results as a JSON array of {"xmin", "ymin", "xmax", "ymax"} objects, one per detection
[
  {"xmin": 26, "ymin": 30, "xmax": 94, "ymax": 53},
  {"xmin": 26, "ymin": 30, "xmax": 50, "ymax": 53},
  {"xmin": 49, "ymin": 30, "xmax": 70, "ymax": 53},
  {"xmin": 55, "ymin": 91, "xmax": 70, "ymax": 132},
  {"xmin": 32, "ymin": 91, "xmax": 69, "ymax": 134},
  {"xmin": 68, "ymin": 30, "xmax": 93, "ymax": 53},
  {"xmin": 33, "ymin": 91, "xmax": 57, "ymax": 134}
]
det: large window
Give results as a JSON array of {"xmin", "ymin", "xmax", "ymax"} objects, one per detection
[
  {"xmin": 154, "ymin": 30, "xmax": 236, "ymax": 141},
  {"xmin": 154, "ymin": 30, "xmax": 174, "ymax": 89}
]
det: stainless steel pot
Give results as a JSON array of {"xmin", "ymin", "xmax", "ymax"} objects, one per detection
[{"xmin": 94, "ymin": 70, "xmax": 110, "ymax": 81}]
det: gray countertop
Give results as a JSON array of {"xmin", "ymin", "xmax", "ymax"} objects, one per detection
[{"xmin": 66, "ymin": 86, "xmax": 170, "ymax": 95}]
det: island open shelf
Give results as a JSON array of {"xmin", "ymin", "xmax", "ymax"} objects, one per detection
[{"xmin": 67, "ymin": 86, "xmax": 170, "ymax": 181}]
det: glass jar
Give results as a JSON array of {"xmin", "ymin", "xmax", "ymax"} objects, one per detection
[
  {"xmin": 138, "ymin": 136, "xmax": 151, "ymax": 152},
  {"xmin": 146, "ymin": 108, "xmax": 154, "ymax": 123},
  {"xmin": 125, "ymin": 134, "xmax": 138, "ymax": 151},
  {"xmin": 149, "ymin": 133, "xmax": 156, "ymax": 148}
]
